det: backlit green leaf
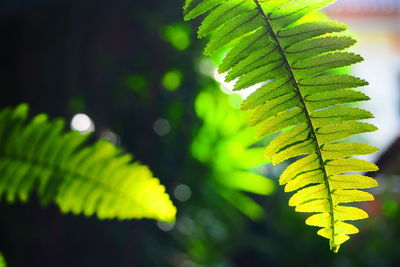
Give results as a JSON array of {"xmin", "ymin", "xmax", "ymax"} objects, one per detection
[{"xmin": 184, "ymin": 0, "xmax": 378, "ymax": 252}]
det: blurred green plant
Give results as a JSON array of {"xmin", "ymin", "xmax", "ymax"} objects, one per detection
[
  {"xmin": 0, "ymin": 252, "xmax": 6, "ymax": 267},
  {"xmin": 161, "ymin": 23, "xmax": 191, "ymax": 51},
  {"xmin": 0, "ymin": 104, "xmax": 176, "ymax": 221},
  {"xmin": 192, "ymin": 88, "xmax": 275, "ymax": 220},
  {"xmin": 184, "ymin": 0, "xmax": 379, "ymax": 252}
]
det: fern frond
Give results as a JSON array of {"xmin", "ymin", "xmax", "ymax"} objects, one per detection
[
  {"xmin": 0, "ymin": 104, "xmax": 176, "ymax": 222},
  {"xmin": 185, "ymin": 0, "xmax": 379, "ymax": 252}
]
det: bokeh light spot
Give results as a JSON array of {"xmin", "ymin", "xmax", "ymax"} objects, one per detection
[
  {"xmin": 99, "ymin": 129, "xmax": 120, "ymax": 146},
  {"xmin": 162, "ymin": 69, "xmax": 183, "ymax": 91},
  {"xmin": 176, "ymin": 216, "xmax": 195, "ymax": 236},
  {"xmin": 153, "ymin": 118, "xmax": 171, "ymax": 136},
  {"xmin": 174, "ymin": 184, "xmax": 192, "ymax": 202},
  {"xmin": 161, "ymin": 23, "xmax": 191, "ymax": 51},
  {"xmin": 71, "ymin": 114, "xmax": 95, "ymax": 133},
  {"xmin": 197, "ymin": 57, "xmax": 214, "ymax": 76},
  {"xmin": 157, "ymin": 221, "xmax": 175, "ymax": 232}
]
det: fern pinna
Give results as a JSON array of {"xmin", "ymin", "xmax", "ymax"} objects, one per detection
[
  {"xmin": 184, "ymin": 0, "xmax": 379, "ymax": 252},
  {"xmin": 0, "ymin": 104, "xmax": 176, "ymax": 222}
]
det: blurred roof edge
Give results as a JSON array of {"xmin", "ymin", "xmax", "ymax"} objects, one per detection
[{"xmin": 326, "ymin": 0, "xmax": 400, "ymax": 17}]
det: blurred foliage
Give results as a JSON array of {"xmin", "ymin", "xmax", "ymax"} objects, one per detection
[
  {"xmin": 0, "ymin": 252, "xmax": 6, "ymax": 267},
  {"xmin": 0, "ymin": 104, "xmax": 176, "ymax": 221},
  {"xmin": 192, "ymin": 88, "xmax": 275, "ymax": 220}
]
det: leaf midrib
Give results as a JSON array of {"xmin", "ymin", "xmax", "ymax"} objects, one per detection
[{"xmin": 252, "ymin": 0, "xmax": 337, "ymax": 249}]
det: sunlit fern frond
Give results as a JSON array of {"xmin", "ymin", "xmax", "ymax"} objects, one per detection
[
  {"xmin": 0, "ymin": 104, "xmax": 176, "ymax": 222},
  {"xmin": 184, "ymin": 0, "xmax": 379, "ymax": 252}
]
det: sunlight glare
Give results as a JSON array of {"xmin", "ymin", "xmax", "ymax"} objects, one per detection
[{"xmin": 71, "ymin": 113, "xmax": 95, "ymax": 133}]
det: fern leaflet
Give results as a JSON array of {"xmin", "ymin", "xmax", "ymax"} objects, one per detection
[
  {"xmin": 0, "ymin": 104, "xmax": 176, "ymax": 222},
  {"xmin": 184, "ymin": 0, "xmax": 379, "ymax": 252}
]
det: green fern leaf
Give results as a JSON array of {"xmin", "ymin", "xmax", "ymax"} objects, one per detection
[
  {"xmin": 185, "ymin": 0, "xmax": 379, "ymax": 252},
  {"xmin": 0, "ymin": 104, "xmax": 176, "ymax": 222}
]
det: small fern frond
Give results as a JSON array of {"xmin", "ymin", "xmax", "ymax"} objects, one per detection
[
  {"xmin": 0, "ymin": 104, "xmax": 176, "ymax": 222},
  {"xmin": 184, "ymin": 0, "xmax": 379, "ymax": 251}
]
